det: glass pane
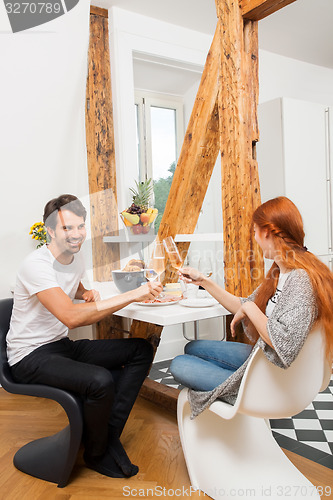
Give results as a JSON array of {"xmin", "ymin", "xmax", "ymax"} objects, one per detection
[{"xmin": 151, "ymin": 106, "xmax": 177, "ymax": 231}]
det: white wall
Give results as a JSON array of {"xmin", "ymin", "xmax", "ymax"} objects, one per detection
[
  {"xmin": 0, "ymin": 1, "xmax": 91, "ymax": 299},
  {"xmin": 259, "ymin": 49, "xmax": 333, "ymax": 106}
]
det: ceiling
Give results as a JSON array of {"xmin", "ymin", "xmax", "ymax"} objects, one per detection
[{"xmin": 92, "ymin": 0, "xmax": 333, "ymax": 69}]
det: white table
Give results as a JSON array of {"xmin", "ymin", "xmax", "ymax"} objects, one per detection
[{"xmin": 93, "ymin": 282, "xmax": 231, "ymax": 340}]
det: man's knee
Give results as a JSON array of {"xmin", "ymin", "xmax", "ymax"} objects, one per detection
[
  {"xmin": 88, "ymin": 368, "xmax": 115, "ymax": 400},
  {"xmin": 130, "ymin": 337, "xmax": 154, "ymax": 362}
]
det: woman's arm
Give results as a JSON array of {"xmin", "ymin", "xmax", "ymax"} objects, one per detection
[{"xmin": 179, "ymin": 267, "xmax": 241, "ymax": 314}]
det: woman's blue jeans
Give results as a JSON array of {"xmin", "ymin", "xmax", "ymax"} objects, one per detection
[{"xmin": 170, "ymin": 340, "xmax": 252, "ymax": 391}]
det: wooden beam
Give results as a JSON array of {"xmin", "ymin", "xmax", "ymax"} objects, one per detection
[
  {"xmin": 157, "ymin": 26, "xmax": 221, "ymax": 281},
  {"xmin": 216, "ymin": 0, "xmax": 265, "ymax": 297},
  {"xmin": 241, "ymin": 0, "xmax": 297, "ymax": 21},
  {"xmin": 86, "ymin": 13, "xmax": 120, "ymax": 283},
  {"xmin": 86, "ymin": 12, "xmax": 122, "ymax": 339},
  {"xmin": 139, "ymin": 378, "xmax": 178, "ymax": 414},
  {"xmin": 90, "ymin": 5, "xmax": 108, "ymax": 18}
]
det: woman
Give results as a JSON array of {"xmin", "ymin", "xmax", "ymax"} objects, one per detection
[{"xmin": 170, "ymin": 196, "xmax": 333, "ymax": 417}]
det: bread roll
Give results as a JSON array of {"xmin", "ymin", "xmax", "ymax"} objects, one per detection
[{"xmin": 122, "ymin": 259, "xmax": 145, "ymax": 271}]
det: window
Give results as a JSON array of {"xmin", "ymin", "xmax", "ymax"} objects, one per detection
[{"xmin": 135, "ymin": 91, "xmax": 184, "ymax": 231}]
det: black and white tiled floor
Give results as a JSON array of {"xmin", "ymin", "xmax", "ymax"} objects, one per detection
[
  {"xmin": 149, "ymin": 359, "xmax": 186, "ymax": 391},
  {"xmin": 149, "ymin": 361, "xmax": 333, "ymax": 470},
  {"xmin": 271, "ymin": 374, "xmax": 333, "ymax": 470}
]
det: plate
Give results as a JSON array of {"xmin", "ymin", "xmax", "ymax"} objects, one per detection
[
  {"xmin": 137, "ymin": 298, "xmax": 182, "ymax": 307},
  {"xmin": 179, "ymin": 298, "xmax": 218, "ymax": 308}
]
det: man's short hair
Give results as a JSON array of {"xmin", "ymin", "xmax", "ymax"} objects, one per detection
[{"xmin": 43, "ymin": 194, "xmax": 87, "ymax": 230}]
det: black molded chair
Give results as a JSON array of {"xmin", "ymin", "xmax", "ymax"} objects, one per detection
[{"xmin": 0, "ymin": 298, "xmax": 83, "ymax": 487}]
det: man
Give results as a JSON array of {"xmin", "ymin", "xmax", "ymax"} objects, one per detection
[{"xmin": 7, "ymin": 194, "xmax": 162, "ymax": 479}]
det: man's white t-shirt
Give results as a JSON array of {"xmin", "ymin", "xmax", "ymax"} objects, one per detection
[{"xmin": 7, "ymin": 245, "xmax": 85, "ymax": 366}]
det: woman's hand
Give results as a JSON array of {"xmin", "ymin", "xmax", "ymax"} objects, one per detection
[
  {"xmin": 131, "ymin": 281, "xmax": 163, "ymax": 302},
  {"xmin": 230, "ymin": 305, "xmax": 247, "ymax": 337},
  {"xmin": 230, "ymin": 302, "xmax": 272, "ymax": 348},
  {"xmin": 178, "ymin": 267, "xmax": 206, "ymax": 286},
  {"xmin": 82, "ymin": 289, "xmax": 101, "ymax": 302}
]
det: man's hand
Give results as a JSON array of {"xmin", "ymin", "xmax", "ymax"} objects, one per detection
[
  {"xmin": 82, "ymin": 289, "xmax": 101, "ymax": 302},
  {"xmin": 75, "ymin": 282, "xmax": 100, "ymax": 302},
  {"xmin": 131, "ymin": 281, "xmax": 163, "ymax": 302}
]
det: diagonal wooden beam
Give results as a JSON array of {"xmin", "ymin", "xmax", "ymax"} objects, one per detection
[
  {"xmin": 130, "ymin": 27, "xmax": 221, "ymax": 341},
  {"xmin": 130, "ymin": 27, "xmax": 221, "ymax": 342},
  {"xmin": 241, "ymin": 0, "xmax": 297, "ymax": 21},
  {"xmin": 157, "ymin": 26, "xmax": 220, "ymax": 281}
]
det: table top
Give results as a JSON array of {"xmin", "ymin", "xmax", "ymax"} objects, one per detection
[{"xmin": 92, "ymin": 281, "xmax": 231, "ymax": 327}]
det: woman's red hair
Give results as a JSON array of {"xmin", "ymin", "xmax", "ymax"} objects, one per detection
[{"xmin": 252, "ymin": 197, "xmax": 333, "ymax": 361}]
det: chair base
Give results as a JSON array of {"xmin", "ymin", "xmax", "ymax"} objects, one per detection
[
  {"xmin": 14, "ymin": 425, "xmax": 78, "ymax": 488},
  {"xmin": 178, "ymin": 391, "xmax": 320, "ymax": 500}
]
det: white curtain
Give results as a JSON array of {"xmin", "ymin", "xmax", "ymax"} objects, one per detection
[{"xmin": 0, "ymin": 0, "xmax": 91, "ymax": 297}]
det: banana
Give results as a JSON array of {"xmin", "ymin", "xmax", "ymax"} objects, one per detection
[{"xmin": 121, "ymin": 211, "xmax": 140, "ymax": 225}]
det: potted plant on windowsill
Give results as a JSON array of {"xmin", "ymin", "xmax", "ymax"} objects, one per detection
[{"xmin": 120, "ymin": 179, "xmax": 158, "ymax": 235}]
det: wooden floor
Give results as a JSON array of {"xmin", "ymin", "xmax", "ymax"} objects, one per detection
[{"xmin": 0, "ymin": 388, "xmax": 332, "ymax": 500}]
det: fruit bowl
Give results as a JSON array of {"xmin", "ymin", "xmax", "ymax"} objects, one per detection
[
  {"xmin": 121, "ymin": 206, "xmax": 158, "ymax": 235},
  {"xmin": 121, "ymin": 179, "xmax": 158, "ymax": 235}
]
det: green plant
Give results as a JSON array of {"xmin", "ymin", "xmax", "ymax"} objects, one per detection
[{"xmin": 153, "ymin": 162, "xmax": 176, "ymax": 231}]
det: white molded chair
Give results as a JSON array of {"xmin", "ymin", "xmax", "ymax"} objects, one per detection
[{"xmin": 177, "ymin": 329, "xmax": 331, "ymax": 500}]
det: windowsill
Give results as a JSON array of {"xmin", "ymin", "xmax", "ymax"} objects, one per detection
[{"xmin": 103, "ymin": 232, "xmax": 223, "ymax": 243}]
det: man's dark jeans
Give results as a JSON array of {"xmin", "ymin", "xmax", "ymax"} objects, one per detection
[{"xmin": 11, "ymin": 337, "xmax": 154, "ymax": 457}]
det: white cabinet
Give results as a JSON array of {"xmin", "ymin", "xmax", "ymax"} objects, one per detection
[{"xmin": 257, "ymin": 97, "xmax": 333, "ymax": 268}]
